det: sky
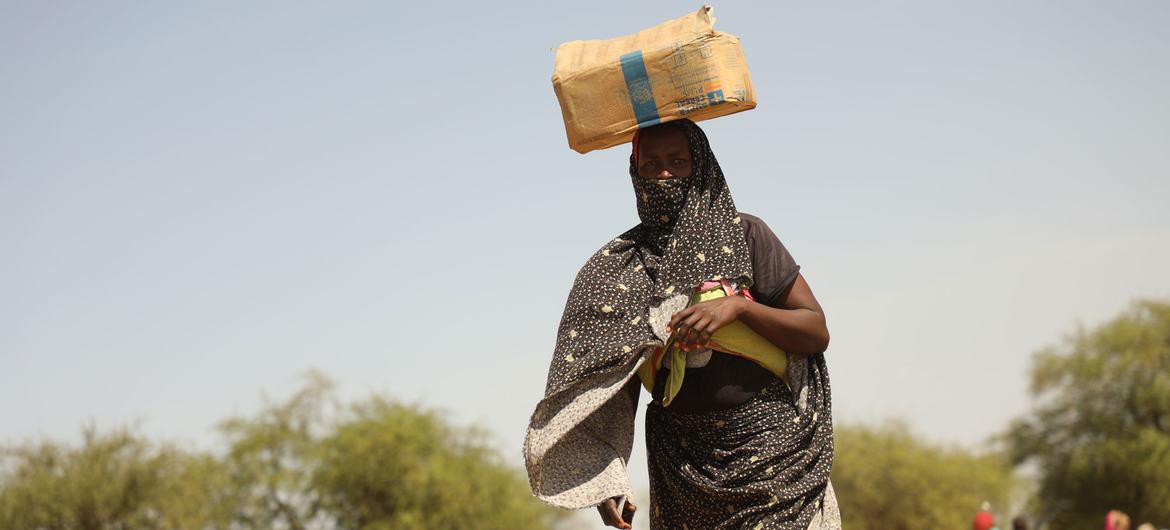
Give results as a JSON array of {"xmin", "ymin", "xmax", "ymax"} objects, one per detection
[{"xmin": 2, "ymin": 1, "xmax": 1169, "ymax": 525}]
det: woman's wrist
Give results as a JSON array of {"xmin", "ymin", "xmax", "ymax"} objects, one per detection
[{"xmin": 733, "ymin": 295, "xmax": 752, "ymax": 319}]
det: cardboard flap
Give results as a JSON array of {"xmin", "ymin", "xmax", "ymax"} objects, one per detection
[{"xmin": 554, "ymin": 6, "xmax": 716, "ymax": 82}]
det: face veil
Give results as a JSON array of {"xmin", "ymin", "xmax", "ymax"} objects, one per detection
[{"xmin": 627, "ymin": 119, "xmax": 755, "ymax": 294}]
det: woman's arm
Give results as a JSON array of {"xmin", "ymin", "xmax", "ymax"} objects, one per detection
[
  {"xmin": 669, "ymin": 273, "xmax": 829, "ymax": 355},
  {"xmin": 736, "ymin": 273, "xmax": 828, "ymax": 354},
  {"xmin": 595, "ymin": 377, "xmax": 641, "ymax": 529}
]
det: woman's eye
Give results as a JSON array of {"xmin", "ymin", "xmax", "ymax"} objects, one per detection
[{"xmin": 673, "ymin": 159, "xmax": 689, "ymax": 165}]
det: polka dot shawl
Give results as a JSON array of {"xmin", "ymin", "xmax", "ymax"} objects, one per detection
[
  {"xmin": 523, "ymin": 121, "xmax": 834, "ymax": 524},
  {"xmin": 524, "ymin": 120, "xmax": 752, "ymax": 507}
]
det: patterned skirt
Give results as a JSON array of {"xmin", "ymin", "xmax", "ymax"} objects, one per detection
[{"xmin": 645, "ymin": 375, "xmax": 839, "ymax": 530}]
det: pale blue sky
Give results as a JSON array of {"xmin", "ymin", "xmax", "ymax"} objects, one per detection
[{"xmin": 2, "ymin": 2, "xmax": 1168, "ymax": 522}]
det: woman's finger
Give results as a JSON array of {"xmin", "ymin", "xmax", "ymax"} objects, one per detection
[
  {"xmin": 622, "ymin": 499, "xmax": 638, "ymax": 524},
  {"xmin": 672, "ymin": 322, "xmax": 689, "ymax": 346},
  {"xmin": 704, "ymin": 327, "xmax": 716, "ymax": 344},
  {"xmin": 669, "ymin": 307, "xmax": 694, "ymax": 330},
  {"xmin": 598, "ymin": 499, "xmax": 622, "ymax": 527},
  {"xmin": 609, "ymin": 500, "xmax": 631, "ymax": 529},
  {"xmin": 688, "ymin": 315, "xmax": 711, "ymax": 341}
]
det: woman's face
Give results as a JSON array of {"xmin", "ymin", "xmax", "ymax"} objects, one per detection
[{"xmin": 636, "ymin": 126, "xmax": 693, "ymax": 180}]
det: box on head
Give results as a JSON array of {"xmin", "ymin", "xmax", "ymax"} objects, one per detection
[{"xmin": 552, "ymin": 5, "xmax": 756, "ymax": 154}]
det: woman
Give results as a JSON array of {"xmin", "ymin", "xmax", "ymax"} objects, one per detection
[{"xmin": 524, "ymin": 119, "xmax": 838, "ymax": 529}]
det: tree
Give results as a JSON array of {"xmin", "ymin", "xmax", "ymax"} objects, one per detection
[
  {"xmin": 313, "ymin": 397, "xmax": 562, "ymax": 530},
  {"xmin": 831, "ymin": 420, "xmax": 1016, "ymax": 530},
  {"xmin": 1005, "ymin": 300, "xmax": 1170, "ymax": 529},
  {"xmin": 217, "ymin": 370, "xmax": 564, "ymax": 530},
  {"xmin": 1, "ymin": 371, "xmax": 565, "ymax": 530},
  {"xmin": 217, "ymin": 371, "xmax": 338, "ymax": 530},
  {"xmin": 0, "ymin": 426, "xmax": 236, "ymax": 530}
]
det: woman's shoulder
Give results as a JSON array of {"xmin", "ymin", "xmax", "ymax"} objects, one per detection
[
  {"xmin": 736, "ymin": 211, "xmax": 795, "ymax": 255},
  {"xmin": 737, "ymin": 212, "xmax": 800, "ymax": 304},
  {"xmin": 738, "ymin": 211, "xmax": 763, "ymax": 223},
  {"xmin": 736, "ymin": 212, "xmax": 777, "ymax": 241}
]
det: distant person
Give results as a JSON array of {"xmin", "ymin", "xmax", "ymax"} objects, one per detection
[
  {"xmin": 1106, "ymin": 510, "xmax": 1132, "ymax": 530},
  {"xmin": 974, "ymin": 501, "xmax": 996, "ymax": 530}
]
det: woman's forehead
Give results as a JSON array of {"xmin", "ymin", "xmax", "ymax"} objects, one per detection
[{"xmin": 638, "ymin": 126, "xmax": 690, "ymax": 153}]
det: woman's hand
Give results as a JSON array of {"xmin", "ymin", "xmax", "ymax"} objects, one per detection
[
  {"xmin": 669, "ymin": 296, "xmax": 745, "ymax": 351},
  {"xmin": 597, "ymin": 496, "xmax": 636, "ymax": 529}
]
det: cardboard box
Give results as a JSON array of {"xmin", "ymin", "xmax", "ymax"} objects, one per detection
[{"xmin": 552, "ymin": 5, "xmax": 756, "ymax": 154}]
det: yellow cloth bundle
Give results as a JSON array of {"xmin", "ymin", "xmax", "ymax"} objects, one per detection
[{"xmin": 637, "ymin": 284, "xmax": 788, "ymax": 405}]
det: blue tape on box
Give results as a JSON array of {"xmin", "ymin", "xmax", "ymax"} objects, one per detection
[{"xmin": 619, "ymin": 50, "xmax": 662, "ymax": 128}]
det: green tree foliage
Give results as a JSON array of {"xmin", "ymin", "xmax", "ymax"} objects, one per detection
[
  {"xmin": 1005, "ymin": 300, "xmax": 1170, "ymax": 529},
  {"xmin": 314, "ymin": 397, "xmax": 559, "ymax": 530},
  {"xmin": 832, "ymin": 420, "xmax": 1016, "ymax": 530},
  {"xmin": 0, "ymin": 372, "xmax": 563, "ymax": 530},
  {"xmin": 0, "ymin": 426, "xmax": 236, "ymax": 530},
  {"xmin": 217, "ymin": 371, "xmax": 338, "ymax": 530}
]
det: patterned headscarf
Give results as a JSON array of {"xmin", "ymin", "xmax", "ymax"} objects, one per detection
[
  {"xmin": 541, "ymin": 119, "xmax": 754, "ymax": 397},
  {"xmin": 525, "ymin": 119, "xmax": 758, "ymax": 508}
]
